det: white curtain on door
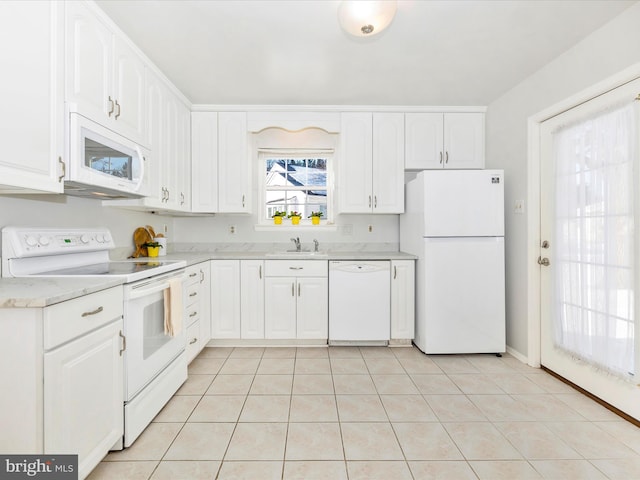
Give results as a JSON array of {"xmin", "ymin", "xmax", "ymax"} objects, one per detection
[{"xmin": 552, "ymin": 101, "xmax": 636, "ymax": 378}]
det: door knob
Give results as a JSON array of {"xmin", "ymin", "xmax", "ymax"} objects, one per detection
[{"xmin": 537, "ymin": 256, "xmax": 550, "ymax": 266}]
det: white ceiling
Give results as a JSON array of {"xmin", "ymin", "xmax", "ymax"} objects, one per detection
[{"xmin": 96, "ymin": 0, "xmax": 636, "ymax": 106}]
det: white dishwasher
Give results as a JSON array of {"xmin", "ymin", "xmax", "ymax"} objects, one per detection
[{"xmin": 329, "ymin": 261, "xmax": 391, "ymax": 345}]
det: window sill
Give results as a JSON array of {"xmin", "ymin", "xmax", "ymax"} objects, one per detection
[{"xmin": 254, "ymin": 223, "xmax": 338, "ymax": 232}]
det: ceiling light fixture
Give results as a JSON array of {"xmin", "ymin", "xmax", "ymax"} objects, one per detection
[{"xmin": 338, "ymin": 0, "xmax": 397, "ymax": 37}]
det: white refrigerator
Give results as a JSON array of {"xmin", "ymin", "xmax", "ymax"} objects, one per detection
[{"xmin": 400, "ymin": 170, "xmax": 505, "ymax": 354}]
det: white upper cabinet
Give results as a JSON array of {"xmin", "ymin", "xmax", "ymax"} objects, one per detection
[
  {"xmin": 218, "ymin": 112, "xmax": 250, "ymax": 213},
  {"xmin": 338, "ymin": 112, "xmax": 404, "ymax": 214},
  {"xmin": 0, "ymin": 0, "xmax": 64, "ymax": 194},
  {"xmin": 191, "ymin": 112, "xmax": 219, "ymax": 213},
  {"xmin": 405, "ymin": 112, "xmax": 484, "ymax": 169},
  {"xmin": 65, "ymin": 0, "xmax": 146, "ymax": 145}
]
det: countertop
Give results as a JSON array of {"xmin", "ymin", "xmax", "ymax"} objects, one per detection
[{"xmin": 0, "ymin": 249, "xmax": 415, "ymax": 308}]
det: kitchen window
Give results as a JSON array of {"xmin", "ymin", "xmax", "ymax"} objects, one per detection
[{"xmin": 260, "ymin": 150, "xmax": 332, "ymax": 224}]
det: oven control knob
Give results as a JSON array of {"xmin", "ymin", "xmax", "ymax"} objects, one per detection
[
  {"xmin": 103, "ymin": 233, "xmax": 111, "ymax": 243},
  {"xmin": 25, "ymin": 235, "xmax": 38, "ymax": 247},
  {"xmin": 80, "ymin": 234, "xmax": 90, "ymax": 244},
  {"xmin": 39, "ymin": 236, "xmax": 50, "ymax": 246},
  {"xmin": 96, "ymin": 234, "xmax": 104, "ymax": 243}
]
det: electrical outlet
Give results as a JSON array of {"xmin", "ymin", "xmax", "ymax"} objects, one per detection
[
  {"xmin": 341, "ymin": 224, "xmax": 353, "ymax": 236},
  {"xmin": 229, "ymin": 225, "xmax": 236, "ymax": 234},
  {"xmin": 514, "ymin": 200, "xmax": 525, "ymax": 214}
]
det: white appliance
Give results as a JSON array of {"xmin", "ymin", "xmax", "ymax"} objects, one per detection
[
  {"xmin": 329, "ymin": 261, "xmax": 390, "ymax": 345},
  {"xmin": 400, "ymin": 170, "xmax": 505, "ymax": 354},
  {"xmin": 65, "ymin": 113, "xmax": 149, "ymax": 199},
  {"xmin": 1, "ymin": 227, "xmax": 187, "ymax": 449}
]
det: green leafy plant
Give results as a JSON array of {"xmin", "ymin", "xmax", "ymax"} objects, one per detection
[
  {"xmin": 142, "ymin": 241, "xmax": 163, "ymax": 248},
  {"xmin": 272, "ymin": 210, "xmax": 287, "ymax": 218},
  {"xmin": 308, "ymin": 211, "xmax": 323, "ymax": 218},
  {"xmin": 287, "ymin": 211, "xmax": 301, "ymax": 218}
]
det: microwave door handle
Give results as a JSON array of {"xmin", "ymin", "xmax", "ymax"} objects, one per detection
[{"xmin": 134, "ymin": 147, "xmax": 146, "ymax": 193}]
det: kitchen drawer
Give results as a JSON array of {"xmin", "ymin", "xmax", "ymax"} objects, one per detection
[
  {"xmin": 184, "ymin": 264, "xmax": 203, "ymax": 286},
  {"xmin": 185, "ymin": 282, "xmax": 201, "ymax": 307},
  {"xmin": 185, "ymin": 320, "xmax": 202, "ymax": 363},
  {"xmin": 185, "ymin": 301, "xmax": 200, "ymax": 327},
  {"xmin": 264, "ymin": 260, "xmax": 328, "ymax": 277},
  {"xmin": 44, "ymin": 286, "xmax": 123, "ymax": 350}
]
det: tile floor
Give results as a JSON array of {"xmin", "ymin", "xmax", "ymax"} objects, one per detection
[{"xmin": 88, "ymin": 346, "xmax": 640, "ymax": 479}]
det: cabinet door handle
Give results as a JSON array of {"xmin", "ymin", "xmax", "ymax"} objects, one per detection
[
  {"xmin": 190, "ymin": 311, "xmax": 197, "ymax": 317},
  {"xmin": 81, "ymin": 306, "xmax": 103, "ymax": 317},
  {"xmin": 289, "ymin": 267, "xmax": 303, "ymax": 270},
  {"xmin": 298, "ymin": 283, "xmax": 301, "ymax": 296},
  {"xmin": 189, "ymin": 272, "xmax": 198, "ymax": 278},
  {"xmin": 108, "ymin": 96, "xmax": 115, "ymax": 116},
  {"xmin": 119, "ymin": 330, "xmax": 126, "ymax": 356},
  {"xmin": 189, "ymin": 337, "xmax": 198, "ymax": 345},
  {"xmin": 189, "ymin": 292, "xmax": 197, "ymax": 297},
  {"xmin": 374, "ymin": 196, "xmax": 377, "ymax": 208},
  {"xmin": 242, "ymin": 194, "xmax": 245, "ymax": 208},
  {"xmin": 115, "ymin": 100, "xmax": 121, "ymax": 119},
  {"xmin": 259, "ymin": 265, "xmax": 262, "ymax": 279},
  {"xmin": 181, "ymin": 192, "xmax": 185, "ymax": 205},
  {"xmin": 200, "ymin": 269, "xmax": 205, "ymax": 283},
  {"xmin": 439, "ymin": 151, "xmax": 443, "ymax": 164},
  {"xmin": 369, "ymin": 195, "xmax": 372, "ymax": 208},
  {"xmin": 292, "ymin": 282, "xmax": 295, "ymax": 296},
  {"xmin": 394, "ymin": 266, "xmax": 397, "ymax": 279},
  {"xmin": 57, "ymin": 156, "xmax": 65, "ymax": 182},
  {"xmin": 445, "ymin": 151, "xmax": 449, "ymax": 164}
]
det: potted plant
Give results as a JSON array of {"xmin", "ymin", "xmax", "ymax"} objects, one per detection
[
  {"xmin": 272, "ymin": 210, "xmax": 287, "ymax": 225},
  {"xmin": 142, "ymin": 241, "xmax": 163, "ymax": 257},
  {"xmin": 288, "ymin": 210, "xmax": 302, "ymax": 225},
  {"xmin": 308, "ymin": 211, "xmax": 323, "ymax": 225}
]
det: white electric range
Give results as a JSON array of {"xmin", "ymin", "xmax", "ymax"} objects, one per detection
[{"xmin": 1, "ymin": 226, "xmax": 188, "ymax": 449}]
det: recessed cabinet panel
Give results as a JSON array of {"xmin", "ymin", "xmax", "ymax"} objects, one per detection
[
  {"xmin": 211, "ymin": 260, "xmax": 241, "ymax": 338},
  {"xmin": 191, "ymin": 112, "xmax": 219, "ymax": 212},
  {"xmin": 241, "ymin": 260, "xmax": 265, "ymax": 339},
  {"xmin": 218, "ymin": 112, "xmax": 250, "ymax": 213},
  {"xmin": 390, "ymin": 260, "xmax": 415, "ymax": 340},
  {"xmin": 264, "ymin": 277, "xmax": 297, "ymax": 339},
  {"xmin": 372, "ymin": 113, "xmax": 404, "ymax": 213},
  {"xmin": 339, "ymin": 112, "xmax": 373, "ymax": 213},
  {"xmin": 443, "ymin": 113, "xmax": 485, "ymax": 169},
  {"xmin": 405, "ymin": 113, "xmax": 443, "ymax": 169}
]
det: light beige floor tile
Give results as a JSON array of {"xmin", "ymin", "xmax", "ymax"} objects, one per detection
[
  {"xmin": 104, "ymin": 423, "xmax": 181, "ymax": 461},
  {"xmin": 347, "ymin": 461, "xmax": 413, "ymax": 480},
  {"xmin": 524, "ymin": 373, "xmax": 577, "ymax": 393},
  {"xmin": 217, "ymin": 461, "xmax": 282, "ymax": 479},
  {"xmin": 296, "ymin": 347, "xmax": 329, "ymax": 358},
  {"xmin": 257, "ymin": 358, "xmax": 295, "ymax": 374},
  {"xmin": 380, "ymin": 395, "xmax": 438, "ymax": 422},
  {"xmin": 225, "ymin": 423, "xmax": 288, "ymax": 460},
  {"xmin": 341, "ymin": 423, "xmax": 404, "ymax": 460},
  {"xmin": 397, "ymin": 356, "xmax": 443, "ymax": 374},
  {"xmin": 289, "ymin": 395, "xmax": 338, "ymax": 422},
  {"xmin": 188, "ymin": 357, "xmax": 225, "ymax": 375},
  {"xmin": 393, "ymin": 422, "xmax": 463, "ymax": 460},
  {"xmin": 494, "ymin": 422, "xmax": 581, "ymax": 460},
  {"xmin": 285, "ymin": 423, "xmax": 344, "ymax": 460},
  {"xmin": 328, "ymin": 346, "xmax": 363, "ymax": 358},
  {"xmin": 262, "ymin": 346, "xmax": 297, "ymax": 358},
  {"xmin": 392, "ymin": 346, "xmax": 427, "ymax": 359},
  {"xmin": 292, "ymin": 374, "xmax": 334, "ymax": 394},
  {"xmin": 443, "ymin": 422, "xmax": 522, "ymax": 460},
  {"xmin": 333, "ymin": 374, "xmax": 376, "ymax": 394},
  {"xmin": 175, "ymin": 374, "xmax": 215, "ymax": 395},
  {"xmin": 448, "ymin": 374, "xmax": 505, "ymax": 394},
  {"xmin": 469, "ymin": 460, "xmax": 542, "ymax": 479},
  {"xmin": 336, "ymin": 394, "xmax": 388, "ymax": 422},
  {"xmin": 408, "ymin": 461, "xmax": 478, "ymax": 479},
  {"xmin": 430, "ymin": 356, "xmax": 479, "ymax": 374},
  {"xmin": 330, "ymin": 357, "xmax": 368, "ymax": 374},
  {"xmin": 188, "ymin": 395, "xmax": 245, "ymax": 422},
  {"xmin": 219, "ymin": 358, "xmax": 260, "ymax": 374},
  {"xmin": 411, "ymin": 374, "xmax": 461, "ymax": 394},
  {"xmin": 489, "ymin": 373, "xmax": 546, "ymax": 394},
  {"xmin": 206, "ymin": 374, "xmax": 254, "ymax": 395},
  {"xmin": 590, "ymin": 458, "xmax": 640, "ymax": 480},
  {"xmin": 365, "ymin": 356, "xmax": 406, "ymax": 374},
  {"xmin": 283, "ymin": 461, "xmax": 348, "ymax": 480},
  {"xmin": 468, "ymin": 394, "xmax": 536, "ymax": 421},
  {"xmin": 595, "ymin": 421, "xmax": 640, "ymax": 455},
  {"xmin": 529, "ymin": 460, "xmax": 608, "ymax": 479},
  {"xmin": 360, "ymin": 346, "xmax": 396, "ymax": 358},
  {"xmin": 501, "ymin": 355, "xmax": 544, "ymax": 373},
  {"xmin": 545, "ymin": 421, "xmax": 639, "ymax": 459},
  {"xmin": 228, "ymin": 347, "xmax": 265, "ymax": 358},
  {"xmin": 554, "ymin": 393, "xmax": 622, "ymax": 421},
  {"xmin": 424, "ymin": 394, "xmax": 487, "ymax": 422},
  {"xmin": 152, "ymin": 395, "xmax": 200, "ymax": 422},
  {"xmin": 249, "ymin": 374, "xmax": 293, "ymax": 394},
  {"xmin": 197, "ymin": 346, "xmax": 233, "ymax": 359},
  {"xmin": 371, "ymin": 374, "xmax": 419, "ymax": 394},
  {"xmin": 150, "ymin": 460, "xmax": 220, "ymax": 480},
  {"xmin": 466, "ymin": 355, "xmax": 517, "ymax": 373},
  {"xmin": 239, "ymin": 395, "xmax": 290, "ymax": 422},
  {"xmin": 86, "ymin": 461, "xmax": 157, "ymax": 480},
  {"xmin": 512, "ymin": 394, "xmax": 585, "ymax": 421},
  {"xmin": 164, "ymin": 423, "xmax": 235, "ymax": 460},
  {"xmin": 295, "ymin": 357, "xmax": 331, "ymax": 373}
]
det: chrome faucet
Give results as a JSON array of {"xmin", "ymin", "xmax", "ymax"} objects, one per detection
[
  {"xmin": 290, "ymin": 237, "xmax": 301, "ymax": 252},
  {"xmin": 313, "ymin": 239, "xmax": 319, "ymax": 252}
]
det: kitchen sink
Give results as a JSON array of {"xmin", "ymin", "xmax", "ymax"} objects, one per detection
[{"xmin": 265, "ymin": 250, "xmax": 328, "ymax": 257}]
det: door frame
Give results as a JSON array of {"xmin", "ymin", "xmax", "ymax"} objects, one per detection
[{"xmin": 526, "ymin": 62, "xmax": 640, "ymax": 368}]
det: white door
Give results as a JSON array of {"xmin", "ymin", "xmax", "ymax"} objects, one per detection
[
  {"xmin": 296, "ymin": 277, "xmax": 328, "ymax": 339},
  {"xmin": 405, "ymin": 113, "xmax": 444, "ymax": 169},
  {"xmin": 372, "ymin": 113, "xmax": 405, "ymax": 213},
  {"xmin": 264, "ymin": 277, "xmax": 297, "ymax": 339},
  {"xmin": 443, "ymin": 113, "xmax": 485, "ymax": 169},
  {"xmin": 540, "ymin": 79, "xmax": 640, "ymax": 420},
  {"xmin": 112, "ymin": 36, "xmax": 146, "ymax": 144},
  {"xmin": 241, "ymin": 260, "xmax": 265, "ymax": 339},
  {"xmin": 211, "ymin": 260, "xmax": 241, "ymax": 338},
  {"xmin": 338, "ymin": 112, "xmax": 373, "ymax": 213},
  {"xmin": 218, "ymin": 112, "xmax": 250, "ymax": 213}
]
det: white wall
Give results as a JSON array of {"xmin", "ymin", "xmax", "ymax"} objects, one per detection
[
  {"xmin": 485, "ymin": 2, "xmax": 640, "ymax": 358},
  {"xmin": 0, "ymin": 195, "xmax": 169, "ymax": 258}
]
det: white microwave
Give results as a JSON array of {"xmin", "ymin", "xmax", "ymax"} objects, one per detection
[{"xmin": 65, "ymin": 113, "xmax": 149, "ymax": 199}]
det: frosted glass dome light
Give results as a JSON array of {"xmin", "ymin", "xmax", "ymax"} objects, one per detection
[{"xmin": 338, "ymin": 0, "xmax": 398, "ymax": 37}]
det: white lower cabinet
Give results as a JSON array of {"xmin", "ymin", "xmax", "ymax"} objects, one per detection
[
  {"xmin": 390, "ymin": 260, "xmax": 416, "ymax": 341},
  {"xmin": 240, "ymin": 260, "xmax": 265, "ymax": 339},
  {"xmin": 210, "ymin": 260, "xmax": 241, "ymax": 338},
  {"xmin": 264, "ymin": 261, "xmax": 328, "ymax": 340},
  {"xmin": 0, "ymin": 286, "xmax": 124, "ymax": 480},
  {"xmin": 184, "ymin": 262, "xmax": 211, "ymax": 362}
]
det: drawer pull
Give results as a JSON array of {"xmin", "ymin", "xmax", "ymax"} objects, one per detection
[
  {"xmin": 189, "ymin": 272, "xmax": 198, "ymax": 278},
  {"xmin": 289, "ymin": 267, "xmax": 303, "ymax": 270},
  {"xmin": 189, "ymin": 292, "xmax": 198, "ymax": 297},
  {"xmin": 190, "ymin": 311, "xmax": 198, "ymax": 317},
  {"xmin": 81, "ymin": 306, "xmax": 104, "ymax": 317},
  {"xmin": 189, "ymin": 337, "xmax": 198, "ymax": 345}
]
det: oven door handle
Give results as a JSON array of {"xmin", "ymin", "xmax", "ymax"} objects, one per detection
[{"xmin": 127, "ymin": 282, "xmax": 170, "ymax": 299}]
